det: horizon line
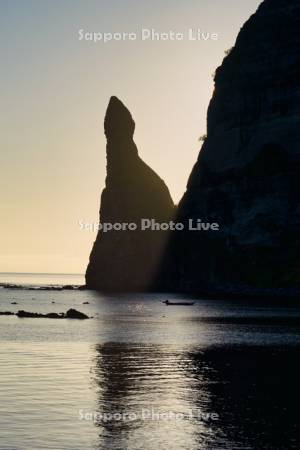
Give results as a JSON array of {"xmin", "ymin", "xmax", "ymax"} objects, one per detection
[{"xmin": 0, "ymin": 272, "xmax": 84, "ymax": 276}]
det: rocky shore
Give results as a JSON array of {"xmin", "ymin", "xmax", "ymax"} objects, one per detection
[{"xmin": 0, "ymin": 308, "xmax": 89, "ymax": 320}]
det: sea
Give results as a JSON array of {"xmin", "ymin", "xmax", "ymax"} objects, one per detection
[{"xmin": 0, "ymin": 273, "xmax": 299, "ymax": 450}]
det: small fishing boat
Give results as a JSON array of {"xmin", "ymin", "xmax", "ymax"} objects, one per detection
[{"xmin": 163, "ymin": 300, "xmax": 195, "ymax": 306}]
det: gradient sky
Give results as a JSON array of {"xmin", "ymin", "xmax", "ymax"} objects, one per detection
[{"xmin": 0, "ymin": 0, "xmax": 262, "ymax": 274}]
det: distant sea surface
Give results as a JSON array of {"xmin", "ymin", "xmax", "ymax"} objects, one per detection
[
  {"xmin": 0, "ymin": 273, "xmax": 300, "ymax": 449},
  {"xmin": 0, "ymin": 272, "xmax": 84, "ymax": 286}
]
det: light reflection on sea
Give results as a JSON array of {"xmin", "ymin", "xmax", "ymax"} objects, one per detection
[{"xmin": 0, "ymin": 287, "xmax": 300, "ymax": 449}]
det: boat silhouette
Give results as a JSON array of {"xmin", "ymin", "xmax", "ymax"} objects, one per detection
[{"xmin": 163, "ymin": 300, "xmax": 195, "ymax": 306}]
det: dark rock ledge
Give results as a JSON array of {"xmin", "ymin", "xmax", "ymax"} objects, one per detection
[{"xmin": 0, "ymin": 308, "xmax": 89, "ymax": 320}]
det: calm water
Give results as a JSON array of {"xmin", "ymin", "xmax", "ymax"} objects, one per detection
[
  {"xmin": 0, "ymin": 274, "xmax": 300, "ymax": 449},
  {"xmin": 0, "ymin": 272, "xmax": 84, "ymax": 286}
]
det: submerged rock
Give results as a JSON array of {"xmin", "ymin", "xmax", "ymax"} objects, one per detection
[
  {"xmin": 46, "ymin": 312, "xmax": 64, "ymax": 319},
  {"xmin": 86, "ymin": 96, "xmax": 174, "ymax": 291},
  {"xmin": 65, "ymin": 309, "xmax": 89, "ymax": 320},
  {"xmin": 15, "ymin": 309, "xmax": 89, "ymax": 319},
  {"xmin": 1, "ymin": 284, "xmax": 80, "ymax": 291},
  {"xmin": 17, "ymin": 310, "xmax": 47, "ymax": 318},
  {"xmin": 0, "ymin": 284, "xmax": 22, "ymax": 289},
  {"xmin": 78, "ymin": 285, "xmax": 88, "ymax": 290},
  {"xmin": 62, "ymin": 285, "xmax": 77, "ymax": 290}
]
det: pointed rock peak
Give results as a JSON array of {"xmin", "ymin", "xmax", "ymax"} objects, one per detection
[
  {"xmin": 86, "ymin": 96, "xmax": 174, "ymax": 291},
  {"xmin": 104, "ymin": 96, "xmax": 135, "ymax": 139}
]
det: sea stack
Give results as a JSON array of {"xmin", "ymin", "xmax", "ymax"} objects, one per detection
[
  {"xmin": 163, "ymin": 0, "xmax": 300, "ymax": 296},
  {"xmin": 86, "ymin": 96, "xmax": 174, "ymax": 291}
]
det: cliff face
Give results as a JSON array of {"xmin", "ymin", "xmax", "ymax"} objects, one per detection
[
  {"xmin": 86, "ymin": 97, "xmax": 174, "ymax": 291},
  {"xmin": 163, "ymin": 0, "xmax": 300, "ymax": 295}
]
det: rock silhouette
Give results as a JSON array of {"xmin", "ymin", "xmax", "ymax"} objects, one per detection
[
  {"xmin": 15, "ymin": 309, "xmax": 89, "ymax": 319},
  {"xmin": 161, "ymin": 0, "xmax": 300, "ymax": 296},
  {"xmin": 86, "ymin": 96, "xmax": 174, "ymax": 291},
  {"xmin": 86, "ymin": 1, "xmax": 300, "ymax": 296}
]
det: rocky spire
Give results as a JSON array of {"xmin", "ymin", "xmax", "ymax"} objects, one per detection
[{"xmin": 86, "ymin": 96, "xmax": 174, "ymax": 291}]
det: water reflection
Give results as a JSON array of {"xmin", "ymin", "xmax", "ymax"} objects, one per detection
[
  {"xmin": 186, "ymin": 346, "xmax": 300, "ymax": 449},
  {"xmin": 90, "ymin": 344, "xmax": 300, "ymax": 450},
  {"xmin": 91, "ymin": 343, "xmax": 216, "ymax": 450}
]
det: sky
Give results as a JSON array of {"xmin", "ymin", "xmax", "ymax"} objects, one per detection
[{"xmin": 0, "ymin": 0, "xmax": 262, "ymax": 274}]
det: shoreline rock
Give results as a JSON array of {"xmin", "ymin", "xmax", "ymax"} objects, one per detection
[
  {"xmin": 65, "ymin": 308, "xmax": 89, "ymax": 319},
  {"xmin": 0, "ymin": 309, "xmax": 90, "ymax": 320},
  {"xmin": 0, "ymin": 283, "xmax": 83, "ymax": 291}
]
